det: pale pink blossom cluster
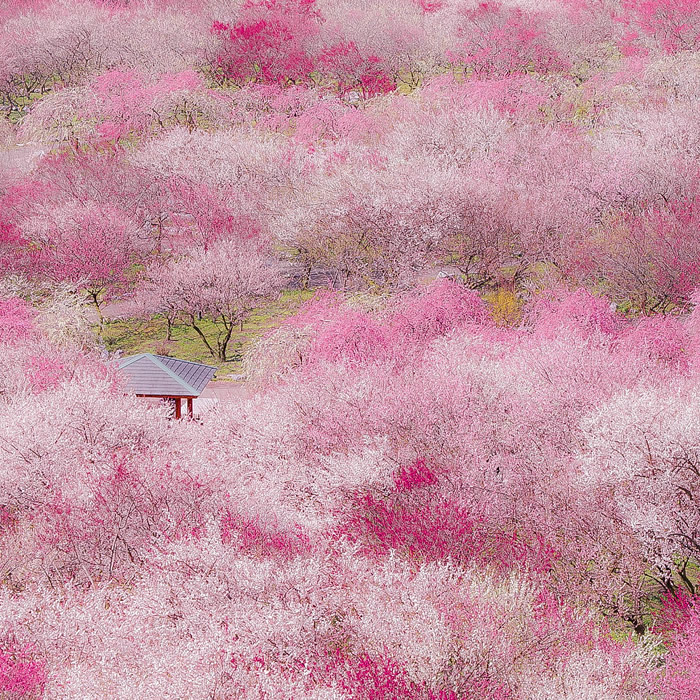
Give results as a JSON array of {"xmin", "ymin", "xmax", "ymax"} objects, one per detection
[{"xmin": 0, "ymin": 285, "xmax": 696, "ymax": 695}]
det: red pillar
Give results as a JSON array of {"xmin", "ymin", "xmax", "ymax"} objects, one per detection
[
  {"xmin": 175, "ymin": 397, "xmax": 182, "ymax": 420},
  {"xmin": 187, "ymin": 397, "xmax": 194, "ymax": 419}
]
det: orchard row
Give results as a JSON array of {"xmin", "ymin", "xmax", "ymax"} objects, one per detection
[{"xmin": 2, "ymin": 0, "xmax": 700, "ymax": 335}]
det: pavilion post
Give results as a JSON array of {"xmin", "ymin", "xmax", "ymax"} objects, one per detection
[
  {"xmin": 187, "ymin": 397, "xmax": 194, "ymax": 419},
  {"xmin": 175, "ymin": 397, "xmax": 182, "ymax": 419}
]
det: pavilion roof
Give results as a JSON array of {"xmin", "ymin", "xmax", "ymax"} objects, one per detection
[{"xmin": 117, "ymin": 353, "xmax": 217, "ymax": 397}]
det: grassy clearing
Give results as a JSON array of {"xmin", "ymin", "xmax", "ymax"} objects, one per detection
[{"xmin": 100, "ymin": 289, "xmax": 315, "ymax": 379}]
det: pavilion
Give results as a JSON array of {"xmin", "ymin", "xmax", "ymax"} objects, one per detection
[{"xmin": 117, "ymin": 353, "xmax": 217, "ymax": 419}]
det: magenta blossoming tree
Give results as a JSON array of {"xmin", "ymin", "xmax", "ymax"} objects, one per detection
[{"xmin": 211, "ymin": 0, "xmax": 323, "ymax": 87}]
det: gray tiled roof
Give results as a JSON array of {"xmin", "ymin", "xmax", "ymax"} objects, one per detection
[{"xmin": 117, "ymin": 354, "xmax": 217, "ymax": 397}]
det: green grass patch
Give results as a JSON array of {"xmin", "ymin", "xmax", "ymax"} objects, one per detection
[{"xmin": 100, "ymin": 289, "xmax": 314, "ymax": 379}]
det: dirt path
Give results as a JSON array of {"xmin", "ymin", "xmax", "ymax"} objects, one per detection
[
  {"xmin": 191, "ymin": 380, "xmax": 251, "ymax": 418},
  {"xmin": 199, "ymin": 380, "xmax": 250, "ymax": 401}
]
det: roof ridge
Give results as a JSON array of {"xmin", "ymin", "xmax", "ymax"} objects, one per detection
[
  {"xmin": 148, "ymin": 355, "xmax": 199, "ymax": 395},
  {"xmin": 117, "ymin": 353, "xmax": 216, "ymax": 396},
  {"xmin": 117, "ymin": 352, "xmax": 147, "ymax": 368},
  {"xmin": 155, "ymin": 355, "xmax": 217, "ymax": 370}
]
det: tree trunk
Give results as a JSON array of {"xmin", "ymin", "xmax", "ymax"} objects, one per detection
[
  {"xmin": 189, "ymin": 317, "xmax": 217, "ymax": 360},
  {"xmin": 301, "ymin": 262, "xmax": 312, "ymax": 290},
  {"xmin": 90, "ymin": 292, "xmax": 105, "ymax": 336},
  {"xmin": 217, "ymin": 320, "xmax": 236, "ymax": 363}
]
